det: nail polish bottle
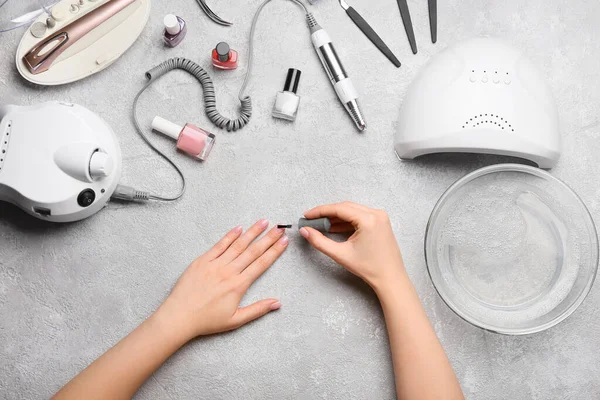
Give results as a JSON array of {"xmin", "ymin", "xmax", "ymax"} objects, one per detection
[
  {"xmin": 152, "ymin": 116, "xmax": 215, "ymax": 160},
  {"xmin": 272, "ymin": 68, "xmax": 302, "ymax": 121},
  {"xmin": 163, "ymin": 14, "xmax": 187, "ymax": 47},
  {"xmin": 212, "ymin": 42, "xmax": 238, "ymax": 70}
]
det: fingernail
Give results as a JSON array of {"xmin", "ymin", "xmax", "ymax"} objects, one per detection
[
  {"xmin": 270, "ymin": 301, "xmax": 281, "ymax": 311},
  {"xmin": 279, "ymin": 236, "xmax": 289, "ymax": 245},
  {"xmin": 233, "ymin": 225, "xmax": 243, "ymax": 234},
  {"xmin": 258, "ymin": 219, "xmax": 269, "ymax": 229},
  {"xmin": 275, "ymin": 226, "xmax": 285, "ymax": 234},
  {"xmin": 299, "ymin": 227, "xmax": 309, "ymax": 239}
]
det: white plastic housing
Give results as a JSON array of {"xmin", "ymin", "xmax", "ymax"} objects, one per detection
[
  {"xmin": 334, "ymin": 78, "xmax": 358, "ymax": 103},
  {"xmin": 395, "ymin": 37, "xmax": 561, "ymax": 169},
  {"xmin": 311, "ymin": 28, "xmax": 331, "ymax": 48},
  {"xmin": 0, "ymin": 102, "xmax": 122, "ymax": 222},
  {"xmin": 15, "ymin": 0, "xmax": 151, "ymax": 86}
]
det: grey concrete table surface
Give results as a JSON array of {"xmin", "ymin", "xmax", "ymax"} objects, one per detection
[{"xmin": 1, "ymin": 0, "xmax": 599, "ymax": 399}]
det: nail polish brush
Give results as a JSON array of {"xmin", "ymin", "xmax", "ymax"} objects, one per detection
[{"xmin": 278, "ymin": 218, "xmax": 332, "ymax": 233}]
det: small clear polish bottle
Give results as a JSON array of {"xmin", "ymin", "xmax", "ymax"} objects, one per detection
[
  {"xmin": 152, "ymin": 116, "xmax": 215, "ymax": 160},
  {"xmin": 163, "ymin": 14, "xmax": 187, "ymax": 47},
  {"xmin": 272, "ymin": 68, "xmax": 302, "ymax": 121},
  {"xmin": 212, "ymin": 42, "xmax": 238, "ymax": 70}
]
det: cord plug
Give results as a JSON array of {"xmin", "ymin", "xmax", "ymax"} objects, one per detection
[{"xmin": 111, "ymin": 185, "xmax": 150, "ymax": 202}]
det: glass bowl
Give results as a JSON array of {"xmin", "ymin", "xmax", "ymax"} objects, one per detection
[{"xmin": 425, "ymin": 164, "xmax": 598, "ymax": 335}]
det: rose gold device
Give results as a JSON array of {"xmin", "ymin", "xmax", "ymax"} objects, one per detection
[{"xmin": 23, "ymin": 0, "xmax": 136, "ymax": 75}]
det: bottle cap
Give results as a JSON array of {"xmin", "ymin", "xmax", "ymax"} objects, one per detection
[
  {"xmin": 164, "ymin": 14, "xmax": 181, "ymax": 35},
  {"xmin": 215, "ymin": 42, "xmax": 230, "ymax": 62},
  {"xmin": 152, "ymin": 116, "xmax": 182, "ymax": 141},
  {"xmin": 283, "ymin": 68, "xmax": 302, "ymax": 94}
]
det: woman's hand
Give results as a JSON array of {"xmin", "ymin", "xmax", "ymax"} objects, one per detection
[
  {"xmin": 53, "ymin": 221, "xmax": 288, "ymax": 400},
  {"xmin": 156, "ymin": 220, "xmax": 288, "ymax": 341},
  {"xmin": 300, "ymin": 203, "xmax": 464, "ymax": 400},
  {"xmin": 300, "ymin": 202, "xmax": 405, "ymax": 292}
]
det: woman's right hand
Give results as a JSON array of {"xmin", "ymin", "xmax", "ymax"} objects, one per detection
[
  {"xmin": 300, "ymin": 202, "xmax": 406, "ymax": 292},
  {"xmin": 301, "ymin": 202, "xmax": 465, "ymax": 400}
]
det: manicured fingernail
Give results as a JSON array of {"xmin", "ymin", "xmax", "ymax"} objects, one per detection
[
  {"xmin": 233, "ymin": 225, "xmax": 243, "ymax": 233},
  {"xmin": 270, "ymin": 301, "xmax": 281, "ymax": 310},
  {"xmin": 275, "ymin": 226, "xmax": 285, "ymax": 234},
  {"xmin": 279, "ymin": 236, "xmax": 289, "ymax": 245},
  {"xmin": 299, "ymin": 227, "xmax": 309, "ymax": 239},
  {"xmin": 258, "ymin": 219, "xmax": 269, "ymax": 229}
]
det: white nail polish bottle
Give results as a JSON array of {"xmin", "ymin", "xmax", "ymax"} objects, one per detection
[{"xmin": 272, "ymin": 68, "xmax": 301, "ymax": 122}]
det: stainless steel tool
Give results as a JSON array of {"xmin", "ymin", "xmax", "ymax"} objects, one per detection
[
  {"xmin": 429, "ymin": 0, "xmax": 437, "ymax": 43},
  {"xmin": 396, "ymin": 0, "xmax": 417, "ymax": 54},
  {"xmin": 195, "ymin": 0, "xmax": 232, "ymax": 26},
  {"xmin": 338, "ymin": 0, "xmax": 400, "ymax": 67}
]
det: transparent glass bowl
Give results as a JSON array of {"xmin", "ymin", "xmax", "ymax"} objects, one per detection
[{"xmin": 425, "ymin": 164, "xmax": 598, "ymax": 335}]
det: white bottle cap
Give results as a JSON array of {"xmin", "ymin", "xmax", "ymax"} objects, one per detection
[
  {"xmin": 152, "ymin": 116, "xmax": 182, "ymax": 141},
  {"xmin": 164, "ymin": 14, "xmax": 181, "ymax": 35}
]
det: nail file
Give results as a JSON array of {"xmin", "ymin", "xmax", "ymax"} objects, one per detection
[
  {"xmin": 396, "ymin": 0, "xmax": 417, "ymax": 54},
  {"xmin": 429, "ymin": 0, "xmax": 437, "ymax": 43},
  {"xmin": 277, "ymin": 218, "xmax": 332, "ymax": 233},
  {"xmin": 339, "ymin": 0, "xmax": 401, "ymax": 68}
]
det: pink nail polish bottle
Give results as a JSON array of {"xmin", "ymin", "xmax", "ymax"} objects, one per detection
[
  {"xmin": 212, "ymin": 42, "xmax": 238, "ymax": 70},
  {"xmin": 152, "ymin": 116, "xmax": 215, "ymax": 160}
]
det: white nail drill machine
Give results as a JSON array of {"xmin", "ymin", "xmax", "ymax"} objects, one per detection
[{"xmin": 0, "ymin": 101, "xmax": 122, "ymax": 222}]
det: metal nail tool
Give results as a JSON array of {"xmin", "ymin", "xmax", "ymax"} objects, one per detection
[
  {"xmin": 338, "ymin": 0, "xmax": 401, "ymax": 67},
  {"xmin": 396, "ymin": 0, "xmax": 417, "ymax": 54},
  {"xmin": 195, "ymin": 0, "xmax": 232, "ymax": 26},
  {"xmin": 429, "ymin": 0, "xmax": 437, "ymax": 43}
]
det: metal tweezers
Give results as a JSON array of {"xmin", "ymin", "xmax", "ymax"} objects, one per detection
[
  {"xmin": 396, "ymin": 0, "xmax": 437, "ymax": 53},
  {"xmin": 195, "ymin": 0, "xmax": 232, "ymax": 26},
  {"xmin": 339, "ymin": 0, "xmax": 401, "ymax": 67}
]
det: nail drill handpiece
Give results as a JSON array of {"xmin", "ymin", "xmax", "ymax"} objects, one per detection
[{"xmin": 306, "ymin": 14, "xmax": 367, "ymax": 132}]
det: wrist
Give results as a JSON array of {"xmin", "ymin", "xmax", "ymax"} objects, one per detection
[
  {"xmin": 149, "ymin": 302, "xmax": 196, "ymax": 347},
  {"xmin": 371, "ymin": 268, "xmax": 411, "ymax": 299}
]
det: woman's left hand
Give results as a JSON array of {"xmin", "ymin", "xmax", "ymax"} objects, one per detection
[{"xmin": 156, "ymin": 220, "xmax": 288, "ymax": 341}]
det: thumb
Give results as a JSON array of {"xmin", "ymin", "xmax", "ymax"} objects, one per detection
[
  {"xmin": 231, "ymin": 299, "xmax": 281, "ymax": 328},
  {"xmin": 300, "ymin": 227, "xmax": 346, "ymax": 264}
]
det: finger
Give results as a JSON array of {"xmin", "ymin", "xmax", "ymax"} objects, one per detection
[
  {"xmin": 228, "ymin": 226, "xmax": 285, "ymax": 273},
  {"xmin": 219, "ymin": 219, "xmax": 270, "ymax": 264},
  {"xmin": 242, "ymin": 235, "xmax": 289, "ymax": 285},
  {"xmin": 299, "ymin": 227, "xmax": 348, "ymax": 265},
  {"xmin": 230, "ymin": 298, "xmax": 281, "ymax": 328},
  {"xmin": 325, "ymin": 217, "xmax": 345, "ymax": 224},
  {"xmin": 329, "ymin": 222, "xmax": 355, "ymax": 233},
  {"xmin": 303, "ymin": 202, "xmax": 364, "ymax": 224},
  {"xmin": 203, "ymin": 225, "xmax": 244, "ymax": 261}
]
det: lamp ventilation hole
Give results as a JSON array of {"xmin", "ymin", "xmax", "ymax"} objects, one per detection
[
  {"xmin": 0, "ymin": 120, "xmax": 11, "ymax": 172},
  {"xmin": 462, "ymin": 114, "xmax": 514, "ymax": 131}
]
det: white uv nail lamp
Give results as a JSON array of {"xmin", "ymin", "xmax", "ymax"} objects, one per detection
[
  {"xmin": 394, "ymin": 37, "xmax": 561, "ymax": 169},
  {"xmin": 0, "ymin": 101, "xmax": 122, "ymax": 222}
]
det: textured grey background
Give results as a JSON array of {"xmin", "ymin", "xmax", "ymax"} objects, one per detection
[{"xmin": 1, "ymin": 0, "xmax": 600, "ymax": 398}]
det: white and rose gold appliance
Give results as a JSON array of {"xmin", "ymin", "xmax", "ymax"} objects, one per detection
[{"xmin": 15, "ymin": 0, "xmax": 150, "ymax": 85}]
